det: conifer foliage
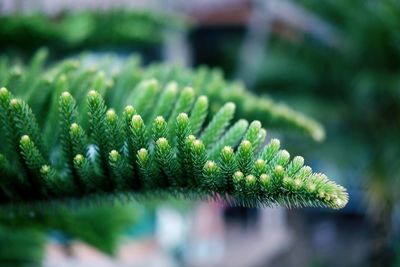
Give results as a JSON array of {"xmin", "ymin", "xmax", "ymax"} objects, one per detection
[{"xmin": 0, "ymin": 51, "xmax": 348, "ymax": 209}]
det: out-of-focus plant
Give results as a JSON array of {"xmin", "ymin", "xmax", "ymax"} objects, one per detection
[
  {"xmin": 0, "ymin": 10, "xmax": 186, "ymax": 56},
  {"xmin": 0, "ymin": 226, "xmax": 45, "ymax": 267},
  {"xmin": 0, "ymin": 202, "xmax": 138, "ymax": 267}
]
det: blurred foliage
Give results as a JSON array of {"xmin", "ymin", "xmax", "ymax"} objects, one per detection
[
  {"xmin": 0, "ymin": 10, "xmax": 187, "ymax": 56},
  {"xmin": 0, "ymin": 202, "xmax": 138, "ymax": 266},
  {"xmin": 0, "ymin": 226, "xmax": 45, "ymax": 267},
  {"xmin": 0, "ymin": 202, "xmax": 139, "ymax": 255}
]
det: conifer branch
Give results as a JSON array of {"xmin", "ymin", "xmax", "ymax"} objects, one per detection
[{"xmin": 0, "ymin": 84, "xmax": 348, "ymax": 209}]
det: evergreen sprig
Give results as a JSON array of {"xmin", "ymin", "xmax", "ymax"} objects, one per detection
[{"xmin": 0, "ymin": 84, "xmax": 348, "ymax": 209}]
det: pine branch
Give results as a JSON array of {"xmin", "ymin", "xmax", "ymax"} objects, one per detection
[{"xmin": 0, "ymin": 84, "xmax": 348, "ymax": 209}]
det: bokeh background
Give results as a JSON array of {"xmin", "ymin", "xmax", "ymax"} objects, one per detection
[{"xmin": 0, "ymin": 0, "xmax": 399, "ymax": 266}]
